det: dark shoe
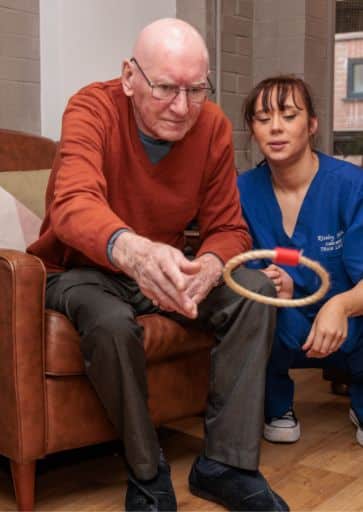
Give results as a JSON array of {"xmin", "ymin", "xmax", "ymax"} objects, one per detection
[
  {"xmin": 125, "ymin": 459, "xmax": 177, "ymax": 511},
  {"xmin": 189, "ymin": 456, "xmax": 289, "ymax": 511}
]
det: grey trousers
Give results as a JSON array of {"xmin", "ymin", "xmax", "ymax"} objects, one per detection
[{"xmin": 46, "ymin": 266, "xmax": 276, "ymax": 480}]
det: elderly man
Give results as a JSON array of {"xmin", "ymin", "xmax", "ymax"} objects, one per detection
[{"xmin": 29, "ymin": 18, "xmax": 288, "ymax": 512}]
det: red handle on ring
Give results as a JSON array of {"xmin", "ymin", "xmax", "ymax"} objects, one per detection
[{"xmin": 273, "ymin": 247, "xmax": 301, "ymax": 266}]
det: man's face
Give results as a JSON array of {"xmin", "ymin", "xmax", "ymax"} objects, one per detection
[{"xmin": 123, "ymin": 54, "xmax": 208, "ymax": 141}]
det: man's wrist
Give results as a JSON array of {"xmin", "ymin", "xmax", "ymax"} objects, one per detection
[
  {"xmin": 198, "ymin": 252, "xmax": 223, "ymax": 267},
  {"xmin": 111, "ymin": 231, "xmax": 153, "ymax": 277},
  {"xmin": 197, "ymin": 252, "xmax": 224, "ymax": 286},
  {"xmin": 107, "ymin": 228, "xmax": 130, "ymax": 264}
]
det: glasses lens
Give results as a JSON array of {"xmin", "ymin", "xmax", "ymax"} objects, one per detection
[
  {"xmin": 152, "ymin": 85, "xmax": 211, "ymax": 103},
  {"xmin": 189, "ymin": 88, "xmax": 209, "ymax": 103},
  {"xmin": 153, "ymin": 85, "xmax": 179, "ymax": 100}
]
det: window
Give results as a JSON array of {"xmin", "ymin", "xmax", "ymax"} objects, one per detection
[
  {"xmin": 334, "ymin": 0, "xmax": 363, "ymax": 166},
  {"xmin": 347, "ymin": 58, "xmax": 363, "ymax": 99},
  {"xmin": 336, "ymin": 0, "xmax": 363, "ymax": 34}
]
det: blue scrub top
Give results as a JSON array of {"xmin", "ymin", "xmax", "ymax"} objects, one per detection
[{"xmin": 237, "ymin": 151, "xmax": 363, "ymax": 353}]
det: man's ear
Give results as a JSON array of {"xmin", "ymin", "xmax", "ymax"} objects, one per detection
[{"xmin": 122, "ymin": 60, "xmax": 134, "ymax": 97}]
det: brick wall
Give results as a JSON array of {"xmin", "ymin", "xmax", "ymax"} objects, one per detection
[
  {"xmin": 177, "ymin": 0, "xmax": 254, "ymax": 170},
  {"xmin": 0, "ymin": 0, "xmax": 40, "ymax": 134},
  {"xmin": 177, "ymin": 0, "xmax": 335, "ymax": 169},
  {"xmin": 218, "ymin": 0, "xmax": 335, "ymax": 166},
  {"xmin": 305, "ymin": 0, "xmax": 335, "ymax": 154},
  {"xmin": 252, "ymin": 0, "xmax": 334, "ymax": 156},
  {"xmin": 334, "ymin": 33, "xmax": 363, "ymax": 131},
  {"xmin": 221, "ymin": 0, "xmax": 253, "ymax": 170}
]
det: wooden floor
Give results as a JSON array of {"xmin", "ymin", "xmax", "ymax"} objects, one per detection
[{"xmin": 0, "ymin": 368, "xmax": 362, "ymax": 511}]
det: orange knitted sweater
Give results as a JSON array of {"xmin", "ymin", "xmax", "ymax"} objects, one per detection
[{"xmin": 28, "ymin": 78, "xmax": 251, "ymax": 272}]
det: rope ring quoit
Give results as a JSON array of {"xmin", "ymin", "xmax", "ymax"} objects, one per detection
[{"xmin": 223, "ymin": 247, "xmax": 330, "ymax": 307}]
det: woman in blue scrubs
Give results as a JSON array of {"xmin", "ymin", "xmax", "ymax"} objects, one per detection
[{"xmin": 237, "ymin": 75, "xmax": 363, "ymax": 446}]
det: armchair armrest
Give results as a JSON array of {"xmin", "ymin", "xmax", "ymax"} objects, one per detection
[{"xmin": 0, "ymin": 250, "xmax": 47, "ymax": 462}]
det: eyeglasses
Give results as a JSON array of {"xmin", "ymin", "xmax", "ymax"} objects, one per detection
[{"xmin": 130, "ymin": 57, "xmax": 215, "ymax": 104}]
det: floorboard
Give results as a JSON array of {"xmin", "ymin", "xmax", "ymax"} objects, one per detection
[{"xmin": 0, "ymin": 369, "xmax": 360, "ymax": 511}]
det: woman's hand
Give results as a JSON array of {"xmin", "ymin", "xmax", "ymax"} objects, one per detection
[
  {"xmin": 261, "ymin": 264, "xmax": 294, "ymax": 299},
  {"xmin": 302, "ymin": 297, "xmax": 348, "ymax": 358}
]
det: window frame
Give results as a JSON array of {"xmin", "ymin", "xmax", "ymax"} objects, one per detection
[{"xmin": 347, "ymin": 57, "xmax": 363, "ymax": 99}]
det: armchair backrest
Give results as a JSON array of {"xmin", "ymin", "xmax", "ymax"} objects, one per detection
[{"xmin": 0, "ymin": 129, "xmax": 57, "ymax": 171}]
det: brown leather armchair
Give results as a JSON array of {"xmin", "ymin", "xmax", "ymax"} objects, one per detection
[{"xmin": 0, "ymin": 129, "xmax": 212, "ymax": 511}]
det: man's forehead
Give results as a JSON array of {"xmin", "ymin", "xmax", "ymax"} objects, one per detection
[{"xmin": 145, "ymin": 58, "xmax": 208, "ymax": 83}]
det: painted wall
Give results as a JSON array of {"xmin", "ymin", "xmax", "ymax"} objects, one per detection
[
  {"xmin": 0, "ymin": 0, "xmax": 40, "ymax": 133},
  {"xmin": 39, "ymin": 0, "xmax": 176, "ymax": 140}
]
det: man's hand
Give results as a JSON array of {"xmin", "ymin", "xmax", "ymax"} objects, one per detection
[
  {"xmin": 112, "ymin": 232, "xmax": 201, "ymax": 318},
  {"xmin": 261, "ymin": 264, "xmax": 294, "ymax": 299},
  {"xmin": 302, "ymin": 297, "xmax": 348, "ymax": 358},
  {"xmin": 184, "ymin": 253, "xmax": 223, "ymax": 305}
]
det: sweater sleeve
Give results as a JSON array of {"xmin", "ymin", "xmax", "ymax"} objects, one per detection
[
  {"xmin": 49, "ymin": 89, "xmax": 129, "ymax": 269},
  {"xmin": 196, "ymin": 112, "xmax": 252, "ymax": 263}
]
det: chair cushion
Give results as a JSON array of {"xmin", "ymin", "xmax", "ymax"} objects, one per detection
[
  {"xmin": 0, "ymin": 185, "xmax": 42, "ymax": 251},
  {"xmin": 0, "ymin": 169, "xmax": 50, "ymax": 251},
  {"xmin": 45, "ymin": 309, "xmax": 214, "ymax": 376},
  {"xmin": 0, "ymin": 169, "xmax": 50, "ymax": 218}
]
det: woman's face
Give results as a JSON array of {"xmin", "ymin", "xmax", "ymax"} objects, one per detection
[{"xmin": 251, "ymin": 86, "xmax": 318, "ymax": 166}]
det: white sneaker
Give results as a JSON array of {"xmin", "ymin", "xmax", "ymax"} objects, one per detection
[
  {"xmin": 264, "ymin": 409, "xmax": 301, "ymax": 443},
  {"xmin": 349, "ymin": 408, "xmax": 363, "ymax": 447}
]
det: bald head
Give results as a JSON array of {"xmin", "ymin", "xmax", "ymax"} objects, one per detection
[
  {"xmin": 122, "ymin": 18, "xmax": 211, "ymax": 142},
  {"xmin": 133, "ymin": 18, "xmax": 209, "ymax": 74}
]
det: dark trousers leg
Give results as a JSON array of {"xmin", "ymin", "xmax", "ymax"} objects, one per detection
[
  {"xmin": 46, "ymin": 268, "xmax": 160, "ymax": 480},
  {"xmin": 169, "ymin": 267, "xmax": 276, "ymax": 470}
]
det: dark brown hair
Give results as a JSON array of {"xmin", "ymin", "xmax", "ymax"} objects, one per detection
[{"xmin": 243, "ymin": 75, "xmax": 317, "ymax": 131}]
